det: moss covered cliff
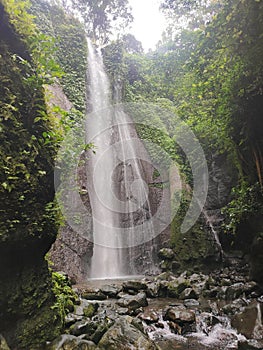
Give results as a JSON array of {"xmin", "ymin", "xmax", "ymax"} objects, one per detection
[{"xmin": 0, "ymin": 1, "xmax": 63, "ymax": 348}]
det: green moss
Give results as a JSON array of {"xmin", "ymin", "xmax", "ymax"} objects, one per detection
[
  {"xmin": 83, "ymin": 303, "xmax": 99, "ymax": 318},
  {"xmin": 0, "ymin": 3, "xmax": 63, "ymax": 348}
]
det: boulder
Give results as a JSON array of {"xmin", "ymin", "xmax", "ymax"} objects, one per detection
[
  {"xmin": 100, "ymin": 285, "xmax": 121, "ymax": 298},
  {"xmin": 83, "ymin": 303, "xmax": 99, "ymax": 318},
  {"xmin": 238, "ymin": 339, "xmax": 263, "ymax": 349},
  {"xmin": 180, "ymin": 288, "xmax": 198, "ymax": 300},
  {"xmin": 97, "ymin": 316, "xmax": 158, "ymax": 350},
  {"xmin": 184, "ymin": 299, "xmax": 200, "ymax": 308},
  {"xmin": 146, "ymin": 282, "xmax": 159, "ymax": 298},
  {"xmin": 225, "ymin": 283, "xmax": 246, "ymax": 300},
  {"xmin": 117, "ymin": 292, "xmax": 148, "ymax": 310},
  {"xmin": 81, "ymin": 288, "xmax": 107, "ymax": 301},
  {"xmin": 47, "ymin": 334, "xmax": 96, "ymax": 350},
  {"xmin": 138, "ymin": 310, "xmax": 159, "ymax": 324},
  {"xmin": 164, "ymin": 307, "xmax": 195, "ymax": 324},
  {"xmin": 123, "ymin": 280, "xmax": 148, "ymax": 292},
  {"xmin": 69, "ymin": 319, "xmax": 96, "ymax": 337},
  {"xmin": 231, "ymin": 302, "xmax": 262, "ymax": 339},
  {"xmin": 167, "ymin": 277, "xmax": 189, "ymax": 298}
]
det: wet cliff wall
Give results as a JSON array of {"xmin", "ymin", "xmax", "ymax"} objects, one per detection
[{"xmin": 0, "ymin": 2, "xmax": 63, "ymax": 348}]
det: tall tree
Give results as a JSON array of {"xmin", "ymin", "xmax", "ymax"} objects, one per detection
[{"xmin": 69, "ymin": 0, "xmax": 133, "ymax": 44}]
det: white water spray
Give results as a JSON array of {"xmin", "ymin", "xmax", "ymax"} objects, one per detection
[{"xmin": 86, "ymin": 39, "xmax": 156, "ymax": 279}]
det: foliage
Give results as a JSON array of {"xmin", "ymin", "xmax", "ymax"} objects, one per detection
[
  {"xmin": 2, "ymin": 0, "xmax": 63, "ymax": 87},
  {"xmin": 30, "ymin": 0, "xmax": 88, "ymax": 113},
  {"xmin": 51, "ymin": 271, "xmax": 78, "ymax": 323},
  {"xmin": 62, "ymin": 0, "xmax": 133, "ymax": 44},
  {"xmin": 222, "ymin": 182, "xmax": 263, "ymax": 234},
  {"xmin": 121, "ymin": 0, "xmax": 263, "ymax": 236}
]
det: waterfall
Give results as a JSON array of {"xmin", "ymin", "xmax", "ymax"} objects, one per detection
[{"xmin": 86, "ymin": 39, "xmax": 157, "ymax": 279}]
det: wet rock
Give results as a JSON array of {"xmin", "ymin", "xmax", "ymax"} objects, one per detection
[
  {"xmin": 222, "ymin": 298, "xmax": 249, "ymax": 315},
  {"xmin": 0, "ymin": 335, "xmax": 10, "ymax": 350},
  {"xmin": 164, "ymin": 307, "xmax": 195, "ymax": 324},
  {"xmin": 146, "ymin": 282, "xmax": 159, "ymax": 298},
  {"xmin": 83, "ymin": 303, "xmax": 99, "ymax": 318},
  {"xmin": 155, "ymin": 272, "xmax": 176, "ymax": 281},
  {"xmin": 65, "ymin": 313, "xmax": 83, "ymax": 327},
  {"xmin": 90, "ymin": 320, "xmax": 114, "ymax": 344},
  {"xmin": 217, "ymin": 285, "xmax": 228, "ymax": 299},
  {"xmin": 168, "ymin": 321, "xmax": 182, "ymax": 334},
  {"xmin": 47, "ymin": 334, "xmax": 96, "ymax": 350},
  {"xmin": 184, "ymin": 299, "xmax": 200, "ymax": 308},
  {"xmin": 180, "ymin": 288, "xmax": 198, "ymax": 300},
  {"xmin": 243, "ymin": 281, "xmax": 259, "ymax": 296},
  {"xmin": 158, "ymin": 248, "xmax": 175, "ymax": 260},
  {"xmin": 221, "ymin": 278, "xmax": 232, "ymax": 286},
  {"xmin": 225, "ymin": 282, "xmax": 245, "ymax": 300},
  {"xmin": 123, "ymin": 280, "xmax": 148, "ymax": 292},
  {"xmin": 250, "ymin": 233, "xmax": 263, "ymax": 286},
  {"xmin": 203, "ymin": 287, "xmax": 220, "ymax": 298},
  {"xmin": 157, "ymin": 281, "xmax": 169, "ymax": 297},
  {"xmin": 117, "ymin": 307, "xmax": 129, "ymax": 315},
  {"xmin": 97, "ymin": 316, "xmax": 158, "ymax": 349},
  {"xmin": 138, "ymin": 310, "xmax": 159, "ymax": 324},
  {"xmin": 238, "ymin": 339, "xmax": 263, "ymax": 349},
  {"xmin": 69, "ymin": 319, "xmax": 95, "ymax": 337},
  {"xmin": 131, "ymin": 317, "xmax": 145, "ymax": 333},
  {"xmin": 100, "ymin": 284, "xmax": 121, "ymax": 298},
  {"xmin": 196, "ymin": 312, "xmax": 221, "ymax": 333},
  {"xmin": 231, "ymin": 302, "xmax": 261, "ymax": 339},
  {"xmin": 81, "ymin": 288, "xmax": 107, "ymax": 301},
  {"xmin": 167, "ymin": 277, "xmax": 189, "ymax": 298},
  {"xmin": 117, "ymin": 292, "xmax": 148, "ymax": 310},
  {"xmin": 156, "ymin": 322, "xmax": 165, "ymax": 328}
]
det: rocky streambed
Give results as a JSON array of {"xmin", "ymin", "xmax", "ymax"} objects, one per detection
[{"xmin": 44, "ymin": 264, "xmax": 263, "ymax": 350}]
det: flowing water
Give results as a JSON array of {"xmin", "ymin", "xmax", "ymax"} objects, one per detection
[{"xmin": 86, "ymin": 39, "xmax": 156, "ymax": 279}]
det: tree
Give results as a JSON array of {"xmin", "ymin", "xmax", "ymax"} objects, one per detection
[
  {"xmin": 69, "ymin": 0, "xmax": 133, "ymax": 44},
  {"xmin": 160, "ymin": 0, "xmax": 223, "ymax": 35}
]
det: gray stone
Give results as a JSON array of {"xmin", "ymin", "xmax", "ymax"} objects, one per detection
[
  {"xmin": 167, "ymin": 277, "xmax": 189, "ymax": 298},
  {"xmin": 238, "ymin": 340, "xmax": 263, "ymax": 349},
  {"xmin": 97, "ymin": 316, "xmax": 158, "ymax": 349},
  {"xmin": 180, "ymin": 288, "xmax": 198, "ymax": 300},
  {"xmin": 83, "ymin": 303, "xmax": 99, "ymax": 318},
  {"xmin": 184, "ymin": 299, "xmax": 200, "ymax": 307},
  {"xmin": 81, "ymin": 288, "xmax": 107, "ymax": 301},
  {"xmin": 226, "ymin": 282, "xmax": 246, "ymax": 300},
  {"xmin": 164, "ymin": 307, "xmax": 195, "ymax": 324},
  {"xmin": 65, "ymin": 313, "xmax": 83, "ymax": 327},
  {"xmin": 123, "ymin": 280, "xmax": 148, "ymax": 291},
  {"xmin": 146, "ymin": 282, "xmax": 159, "ymax": 298},
  {"xmin": 47, "ymin": 334, "xmax": 96, "ymax": 350},
  {"xmin": 100, "ymin": 284, "xmax": 121, "ymax": 298},
  {"xmin": 138, "ymin": 310, "xmax": 159, "ymax": 324},
  {"xmin": 231, "ymin": 302, "xmax": 262, "ymax": 339},
  {"xmin": 116, "ymin": 292, "xmax": 148, "ymax": 310},
  {"xmin": 222, "ymin": 298, "xmax": 248, "ymax": 315}
]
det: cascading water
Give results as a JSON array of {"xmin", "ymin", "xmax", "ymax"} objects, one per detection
[{"xmin": 86, "ymin": 39, "xmax": 157, "ymax": 279}]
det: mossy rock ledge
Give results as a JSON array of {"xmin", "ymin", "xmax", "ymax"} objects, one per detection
[{"xmin": 0, "ymin": 3, "xmax": 62, "ymax": 348}]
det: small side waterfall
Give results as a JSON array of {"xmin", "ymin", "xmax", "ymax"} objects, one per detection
[{"xmin": 86, "ymin": 39, "xmax": 157, "ymax": 279}]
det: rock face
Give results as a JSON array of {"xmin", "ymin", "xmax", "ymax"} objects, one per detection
[
  {"xmin": 170, "ymin": 153, "xmax": 238, "ymax": 272},
  {"xmin": 0, "ymin": 4, "xmax": 62, "ymax": 348}
]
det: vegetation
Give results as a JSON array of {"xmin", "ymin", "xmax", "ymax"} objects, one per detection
[{"xmin": 0, "ymin": 0, "xmax": 262, "ymax": 347}]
